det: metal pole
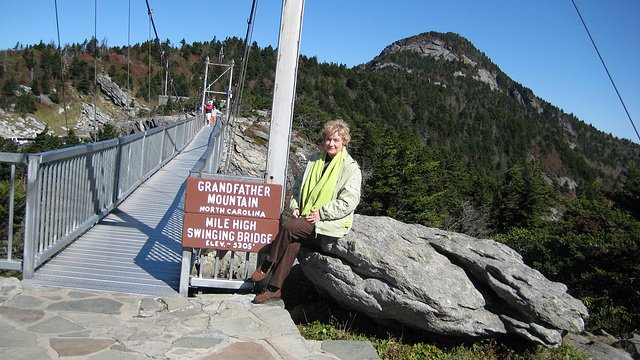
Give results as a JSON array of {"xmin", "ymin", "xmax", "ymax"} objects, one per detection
[
  {"xmin": 201, "ymin": 56, "xmax": 210, "ymax": 119},
  {"xmin": 265, "ymin": 0, "xmax": 305, "ymax": 204},
  {"xmin": 93, "ymin": 0, "xmax": 98, "ymax": 142},
  {"xmin": 7, "ymin": 165, "xmax": 15, "ymax": 261},
  {"xmin": 23, "ymin": 155, "xmax": 41, "ymax": 279},
  {"xmin": 179, "ymin": 247, "xmax": 192, "ymax": 296},
  {"xmin": 226, "ymin": 59, "xmax": 234, "ymax": 124}
]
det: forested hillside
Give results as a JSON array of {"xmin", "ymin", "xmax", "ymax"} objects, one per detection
[{"xmin": 1, "ymin": 31, "xmax": 639, "ymax": 337}]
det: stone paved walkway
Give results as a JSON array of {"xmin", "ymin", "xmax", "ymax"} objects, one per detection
[{"xmin": 0, "ymin": 277, "xmax": 380, "ymax": 360}]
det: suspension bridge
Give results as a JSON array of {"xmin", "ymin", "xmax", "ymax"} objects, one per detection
[
  {"xmin": 20, "ymin": 121, "xmax": 217, "ymax": 298},
  {"xmin": 1, "ymin": 0, "xmax": 306, "ymax": 298}
]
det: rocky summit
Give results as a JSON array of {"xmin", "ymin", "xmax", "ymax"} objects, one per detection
[{"xmin": 297, "ymin": 214, "xmax": 588, "ymax": 348}]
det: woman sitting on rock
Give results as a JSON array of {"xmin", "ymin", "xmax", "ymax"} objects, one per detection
[{"xmin": 251, "ymin": 119, "xmax": 362, "ymax": 303}]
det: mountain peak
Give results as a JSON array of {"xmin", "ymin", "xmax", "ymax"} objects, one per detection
[
  {"xmin": 382, "ymin": 33, "xmax": 475, "ymax": 64},
  {"xmin": 364, "ymin": 31, "xmax": 548, "ymax": 113},
  {"xmin": 365, "ymin": 32, "xmax": 502, "ymax": 92}
]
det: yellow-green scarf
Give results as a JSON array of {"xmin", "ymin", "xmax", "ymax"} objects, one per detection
[{"xmin": 300, "ymin": 149, "xmax": 346, "ymax": 217}]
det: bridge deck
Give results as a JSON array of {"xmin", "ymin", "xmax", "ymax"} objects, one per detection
[{"xmin": 22, "ymin": 125, "xmax": 214, "ymax": 297}]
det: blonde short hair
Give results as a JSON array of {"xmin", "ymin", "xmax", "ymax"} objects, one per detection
[{"xmin": 320, "ymin": 119, "xmax": 351, "ymax": 146}]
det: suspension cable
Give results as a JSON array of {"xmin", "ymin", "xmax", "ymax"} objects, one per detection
[
  {"xmin": 127, "ymin": 0, "xmax": 131, "ymax": 118},
  {"xmin": 232, "ymin": 0, "xmax": 259, "ymax": 121},
  {"xmin": 224, "ymin": 0, "xmax": 259, "ymax": 171},
  {"xmin": 54, "ymin": 0, "xmax": 69, "ymax": 136},
  {"xmin": 572, "ymin": 0, "xmax": 639, "ymax": 142},
  {"xmin": 93, "ymin": 0, "xmax": 98, "ymax": 142},
  {"xmin": 144, "ymin": 0, "xmax": 186, "ymax": 114},
  {"xmin": 147, "ymin": 11, "xmax": 152, "ymax": 118}
]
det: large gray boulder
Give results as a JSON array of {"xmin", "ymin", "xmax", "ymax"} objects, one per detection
[{"xmin": 297, "ymin": 214, "xmax": 588, "ymax": 347}]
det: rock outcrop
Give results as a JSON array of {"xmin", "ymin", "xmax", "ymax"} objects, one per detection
[
  {"xmin": 226, "ymin": 117, "xmax": 318, "ymax": 191},
  {"xmin": 96, "ymin": 73, "xmax": 145, "ymax": 117},
  {"xmin": 565, "ymin": 333, "xmax": 635, "ymax": 360},
  {"xmin": 297, "ymin": 214, "xmax": 588, "ymax": 348},
  {"xmin": 76, "ymin": 103, "xmax": 112, "ymax": 135},
  {"xmin": 0, "ymin": 111, "xmax": 46, "ymax": 139},
  {"xmin": 0, "ymin": 72, "xmax": 155, "ymax": 140},
  {"xmin": 368, "ymin": 37, "xmax": 501, "ymax": 91}
]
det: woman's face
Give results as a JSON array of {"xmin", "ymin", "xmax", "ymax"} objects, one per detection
[{"xmin": 324, "ymin": 131, "xmax": 344, "ymax": 158}]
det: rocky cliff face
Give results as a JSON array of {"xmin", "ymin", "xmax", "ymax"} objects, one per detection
[
  {"xmin": 74, "ymin": 73, "xmax": 178, "ymax": 137},
  {"xmin": 96, "ymin": 73, "xmax": 144, "ymax": 117},
  {"xmin": 0, "ymin": 72, "xmax": 174, "ymax": 140},
  {"xmin": 367, "ymin": 36, "xmax": 500, "ymax": 91},
  {"xmin": 225, "ymin": 116, "xmax": 320, "ymax": 192}
]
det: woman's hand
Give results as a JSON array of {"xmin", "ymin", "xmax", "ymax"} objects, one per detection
[
  {"xmin": 305, "ymin": 209, "xmax": 321, "ymax": 224},
  {"xmin": 292, "ymin": 208, "xmax": 300, "ymax": 218}
]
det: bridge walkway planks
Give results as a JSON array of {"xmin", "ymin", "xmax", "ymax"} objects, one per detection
[{"xmin": 22, "ymin": 125, "xmax": 214, "ymax": 297}]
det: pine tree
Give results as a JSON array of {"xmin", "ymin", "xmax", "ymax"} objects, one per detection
[
  {"xmin": 23, "ymin": 125, "xmax": 64, "ymax": 153},
  {"xmin": 64, "ymin": 129, "xmax": 82, "ymax": 147},
  {"xmin": 99, "ymin": 123, "xmax": 119, "ymax": 141},
  {"xmin": 614, "ymin": 164, "xmax": 640, "ymax": 219},
  {"xmin": 492, "ymin": 161, "xmax": 553, "ymax": 231}
]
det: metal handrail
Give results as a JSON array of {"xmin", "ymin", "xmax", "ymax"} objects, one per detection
[
  {"xmin": 0, "ymin": 153, "xmax": 28, "ymax": 271},
  {"xmin": 0, "ymin": 114, "xmax": 203, "ymax": 277}
]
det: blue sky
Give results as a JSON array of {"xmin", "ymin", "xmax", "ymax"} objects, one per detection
[{"xmin": 2, "ymin": 0, "xmax": 639, "ymax": 144}]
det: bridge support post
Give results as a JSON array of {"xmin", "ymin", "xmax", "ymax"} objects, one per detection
[
  {"xmin": 265, "ymin": 0, "xmax": 305, "ymax": 204},
  {"xmin": 179, "ymin": 247, "xmax": 193, "ymax": 296},
  {"xmin": 22, "ymin": 155, "xmax": 40, "ymax": 279}
]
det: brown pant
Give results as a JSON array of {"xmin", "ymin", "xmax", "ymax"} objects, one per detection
[{"xmin": 267, "ymin": 217, "xmax": 316, "ymax": 289}]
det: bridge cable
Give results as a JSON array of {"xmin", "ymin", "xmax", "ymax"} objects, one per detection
[
  {"xmin": 127, "ymin": 0, "xmax": 131, "ymax": 118},
  {"xmin": 93, "ymin": 0, "xmax": 98, "ymax": 142},
  {"xmin": 144, "ymin": 1, "xmax": 186, "ymax": 115},
  {"xmin": 571, "ymin": 0, "xmax": 639, "ymax": 142},
  {"xmin": 232, "ymin": 0, "xmax": 259, "ymax": 122},
  {"xmin": 53, "ymin": 0, "xmax": 69, "ymax": 136},
  {"xmin": 148, "ymin": 14, "xmax": 152, "ymax": 118},
  {"xmin": 224, "ymin": 0, "xmax": 259, "ymax": 172}
]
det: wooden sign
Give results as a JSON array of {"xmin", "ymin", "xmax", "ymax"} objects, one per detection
[
  {"xmin": 182, "ymin": 213, "xmax": 279, "ymax": 252},
  {"xmin": 182, "ymin": 177, "xmax": 283, "ymax": 252},
  {"xmin": 184, "ymin": 177, "xmax": 282, "ymax": 219}
]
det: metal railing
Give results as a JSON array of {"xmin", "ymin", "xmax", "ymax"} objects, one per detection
[
  {"xmin": 0, "ymin": 153, "xmax": 27, "ymax": 271},
  {"xmin": 0, "ymin": 115, "xmax": 203, "ymax": 278},
  {"xmin": 188, "ymin": 121, "xmax": 226, "ymax": 178}
]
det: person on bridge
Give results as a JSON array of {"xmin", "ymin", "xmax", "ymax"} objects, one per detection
[
  {"xmin": 251, "ymin": 119, "xmax": 362, "ymax": 304},
  {"xmin": 204, "ymin": 100, "xmax": 213, "ymax": 127},
  {"xmin": 211, "ymin": 107, "xmax": 223, "ymax": 127}
]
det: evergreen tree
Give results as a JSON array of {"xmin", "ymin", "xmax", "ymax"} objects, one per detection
[
  {"xmin": 23, "ymin": 125, "xmax": 64, "ymax": 153},
  {"xmin": 39, "ymin": 69, "xmax": 51, "ymax": 94},
  {"xmin": 492, "ymin": 161, "xmax": 553, "ymax": 231},
  {"xmin": 99, "ymin": 123, "xmax": 119, "ymax": 141},
  {"xmin": 23, "ymin": 50, "xmax": 36, "ymax": 70},
  {"xmin": 2, "ymin": 77, "xmax": 18, "ymax": 98},
  {"xmin": 30, "ymin": 78, "xmax": 40, "ymax": 96},
  {"xmin": 614, "ymin": 164, "xmax": 640, "ymax": 219},
  {"xmin": 65, "ymin": 129, "xmax": 82, "ymax": 147},
  {"xmin": 16, "ymin": 93, "xmax": 37, "ymax": 115},
  {"xmin": 359, "ymin": 129, "xmax": 448, "ymax": 227}
]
